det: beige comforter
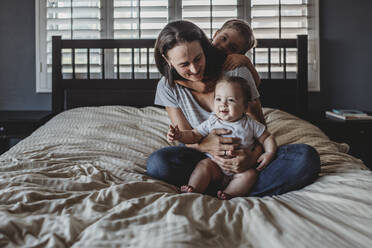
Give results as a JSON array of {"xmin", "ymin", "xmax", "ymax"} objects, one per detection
[{"xmin": 0, "ymin": 106, "xmax": 371, "ymax": 248}]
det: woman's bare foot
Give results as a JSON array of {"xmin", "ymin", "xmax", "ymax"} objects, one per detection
[
  {"xmin": 180, "ymin": 185, "xmax": 194, "ymax": 193},
  {"xmin": 217, "ymin": 190, "xmax": 233, "ymax": 200}
]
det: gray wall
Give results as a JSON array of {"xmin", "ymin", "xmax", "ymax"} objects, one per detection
[
  {"xmin": 315, "ymin": 0, "xmax": 372, "ymax": 112},
  {"xmin": 0, "ymin": 0, "xmax": 50, "ymax": 110},
  {"xmin": 0, "ymin": 0, "xmax": 371, "ymax": 111}
]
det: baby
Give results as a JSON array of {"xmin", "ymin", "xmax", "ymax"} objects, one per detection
[
  {"xmin": 167, "ymin": 76, "xmax": 277, "ymax": 200},
  {"xmin": 212, "ymin": 19, "xmax": 261, "ymax": 88}
]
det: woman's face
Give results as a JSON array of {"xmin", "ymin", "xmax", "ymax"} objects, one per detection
[{"xmin": 165, "ymin": 40, "xmax": 206, "ymax": 82}]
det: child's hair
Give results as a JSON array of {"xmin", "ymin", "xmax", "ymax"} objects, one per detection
[
  {"xmin": 216, "ymin": 76, "xmax": 252, "ymax": 107},
  {"xmin": 219, "ymin": 19, "xmax": 256, "ymax": 54}
]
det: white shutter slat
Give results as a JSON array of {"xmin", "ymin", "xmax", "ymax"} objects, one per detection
[
  {"xmin": 183, "ymin": 5, "xmax": 237, "ymax": 12},
  {"xmin": 254, "ymin": 30, "xmax": 307, "ymax": 39},
  {"xmin": 182, "ymin": 0, "xmax": 238, "ymax": 38},
  {"xmin": 47, "ymin": 7, "xmax": 100, "ymax": 14},
  {"xmin": 114, "ymin": 6, "xmax": 168, "ymax": 12},
  {"xmin": 183, "ymin": 17, "xmax": 240, "ymax": 23},
  {"xmin": 182, "ymin": 0, "xmax": 237, "ymax": 5},
  {"xmin": 47, "ymin": 18, "xmax": 101, "ymax": 26},
  {"xmin": 114, "ymin": 17, "xmax": 167, "ymax": 24},
  {"xmin": 114, "ymin": 30, "xmax": 163, "ymax": 38},
  {"xmin": 252, "ymin": 3, "xmax": 307, "ymax": 9}
]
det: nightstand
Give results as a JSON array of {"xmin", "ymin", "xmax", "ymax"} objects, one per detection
[
  {"xmin": 0, "ymin": 111, "xmax": 52, "ymax": 155},
  {"xmin": 306, "ymin": 111, "xmax": 372, "ymax": 169}
]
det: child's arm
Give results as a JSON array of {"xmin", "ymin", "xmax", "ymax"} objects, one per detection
[
  {"xmin": 223, "ymin": 54, "xmax": 261, "ymax": 88},
  {"xmin": 167, "ymin": 124, "xmax": 203, "ymax": 144},
  {"xmin": 247, "ymin": 99, "xmax": 266, "ymax": 125},
  {"xmin": 255, "ymin": 129, "xmax": 277, "ymax": 171}
]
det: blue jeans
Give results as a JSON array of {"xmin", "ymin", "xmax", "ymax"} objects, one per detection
[{"xmin": 146, "ymin": 144, "xmax": 320, "ymax": 197}]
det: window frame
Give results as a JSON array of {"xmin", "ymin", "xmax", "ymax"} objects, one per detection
[
  {"xmin": 36, "ymin": 0, "xmax": 49, "ymax": 93},
  {"xmin": 307, "ymin": 0, "xmax": 320, "ymax": 92},
  {"xmin": 35, "ymin": 0, "xmax": 319, "ymax": 93}
]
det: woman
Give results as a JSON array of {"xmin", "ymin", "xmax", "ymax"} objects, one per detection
[{"xmin": 146, "ymin": 20, "xmax": 320, "ymax": 197}]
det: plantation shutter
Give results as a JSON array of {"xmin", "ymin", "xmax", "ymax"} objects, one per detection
[
  {"xmin": 38, "ymin": 0, "xmax": 314, "ymax": 91},
  {"xmin": 113, "ymin": 0, "xmax": 167, "ymax": 78},
  {"xmin": 251, "ymin": 0, "xmax": 308, "ymax": 76},
  {"xmin": 113, "ymin": 0, "xmax": 168, "ymax": 39},
  {"xmin": 45, "ymin": 0, "xmax": 102, "ymax": 80},
  {"xmin": 182, "ymin": 0, "xmax": 238, "ymax": 39},
  {"xmin": 251, "ymin": 0, "xmax": 308, "ymax": 39}
]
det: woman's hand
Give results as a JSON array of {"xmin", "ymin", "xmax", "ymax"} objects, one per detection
[
  {"xmin": 212, "ymin": 143, "xmax": 264, "ymax": 174},
  {"xmin": 198, "ymin": 128, "xmax": 240, "ymax": 156}
]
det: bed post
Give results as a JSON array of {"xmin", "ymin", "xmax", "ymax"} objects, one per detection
[
  {"xmin": 297, "ymin": 35, "xmax": 308, "ymax": 117},
  {"xmin": 52, "ymin": 36, "xmax": 63, "ymax": 115}
]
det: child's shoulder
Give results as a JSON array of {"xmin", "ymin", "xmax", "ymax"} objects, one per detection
[{"xmin": 243, "ymin": 114, "xmax": 264, "ymax": 126}]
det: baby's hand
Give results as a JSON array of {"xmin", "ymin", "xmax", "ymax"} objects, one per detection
[
  {"xmin": 167, "ymin": 125, "xmax": 181, "ymax": 142},
  {"xmin": 256, "ymin": 152, "xmax": 276, "ymax": 171}
]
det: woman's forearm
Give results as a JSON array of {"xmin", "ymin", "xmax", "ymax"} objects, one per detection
[{"xmin": 178, "ymin": 130, "xmax": 202, "ymax": 144}]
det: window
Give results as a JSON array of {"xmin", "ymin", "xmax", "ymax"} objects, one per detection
[
  {"xmin": 182, "ymin": 0, "xmax": 238, "ymax": 39},
  {"xmin": 252, "ymin": 0, "xmax": 308, "ymax": 39},
  {"xmin": 36, "ymin": 0, "xmax": 318, "ymax": 92},
  {"xmin": 251, "ymin": 0, "xmax": 307, "ymax": 80},
  {"xmin": 113, "ymin": 0, "xmax": 168, "ymax": 78},
  {"xmin": 36, "ymin": 0, "xmax": 102, "ymax": 91}
]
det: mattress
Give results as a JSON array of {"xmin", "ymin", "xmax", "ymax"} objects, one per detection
[{"xmin": 0, "ymin": 106, "xmax": 371, "ymax": 247}]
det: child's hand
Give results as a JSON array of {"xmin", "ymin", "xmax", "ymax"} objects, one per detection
[
  {"xmin": 167, "ymin": 125, "xmax": 181, "ymax": 142},
  {"xmin": 223, "ymin": 54, "xmax": 249, "ymax": 71},
  {"xmin": 256, "ymin": 152, "xmax": 276, "ymax": 171}
]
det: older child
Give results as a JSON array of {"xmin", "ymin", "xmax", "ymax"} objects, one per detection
[
  {"xmin": 212, "ymin": 19, "xmax": 261, "ymax": 88},
  {"xmin": 167, "ymin": 76, "xmax": 277, "ymax": 200}
]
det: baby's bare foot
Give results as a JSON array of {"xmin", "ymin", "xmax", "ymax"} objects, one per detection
[
  {"xmin": 180, "ymin": 185, "xmax": 194, "ymax": 193},
  {"xmin": 217, "ymin": 190, "xmax": 233, "ymax": 200}
]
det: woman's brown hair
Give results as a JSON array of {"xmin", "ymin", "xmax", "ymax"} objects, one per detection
[{"xmin": 154, "ymin": 20, "xmax": 225, "ymax": 86}]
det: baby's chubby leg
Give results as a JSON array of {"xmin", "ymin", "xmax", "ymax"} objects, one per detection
[
  {"xmin": 181, "ymin": 158, "xmax": 223, "ymax": 194},
  {"xmin": 219, "ymin": 169, "xmax": 258, "ymax": 199}
]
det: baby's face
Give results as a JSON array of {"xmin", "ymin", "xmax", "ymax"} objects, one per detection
[
  {"xmin": 212, "ymin": 28, "xmax": 245, "ymax": 55},
  {"xmin": 214, "ymin": 82, "xmax": 246, "ymax": 122}
]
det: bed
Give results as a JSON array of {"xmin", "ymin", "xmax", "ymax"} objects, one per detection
[{"xmin": 0, "ymin": 36, "xmax": 372, "ymax": 248}]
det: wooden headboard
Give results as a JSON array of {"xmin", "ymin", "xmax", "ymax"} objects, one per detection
[{"xmin": 52, "ymin": 35, "xmax": 307, "ymax": 117}]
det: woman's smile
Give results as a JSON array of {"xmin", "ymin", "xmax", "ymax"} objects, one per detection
[{"xmin": 166, "ymin": 41, "xmax": 206, "ymax": 82}]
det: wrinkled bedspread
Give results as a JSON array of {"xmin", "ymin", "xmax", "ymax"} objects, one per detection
[{"xmin": 0, "ymin": 106, "xmax": 371, "ymax": 248}]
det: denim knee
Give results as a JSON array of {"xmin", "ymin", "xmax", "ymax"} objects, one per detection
[
  {"xmin": 291, "ymin": 144, "xmax": 321, "ymax": 183},
  {"xmin": 146, "ymin": 147, "xmax": 169, "ymax": 180},
  {"xmin": 146, "ymin": 146, "xmax": 206, "ymax": 186}
]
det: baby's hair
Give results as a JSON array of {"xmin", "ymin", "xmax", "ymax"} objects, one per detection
[
  {"xmin": 219, "ymin": 19, "xmax": 256, "ymax": 54},
  {"xmin": 216, "ymin": 76, "xmax": 252, "ymax": 107}
]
